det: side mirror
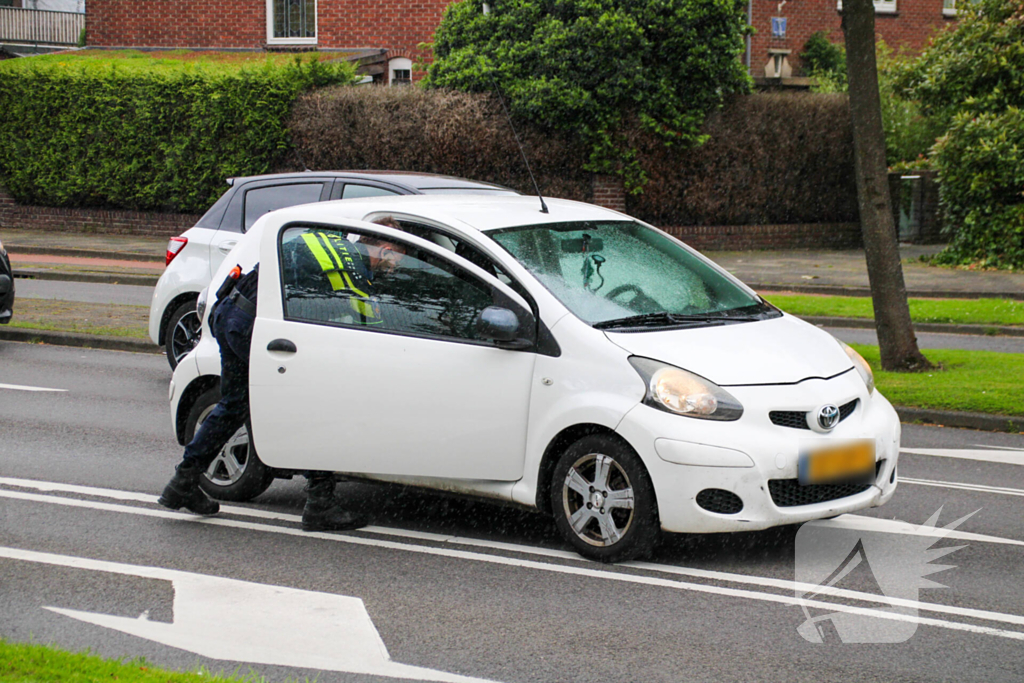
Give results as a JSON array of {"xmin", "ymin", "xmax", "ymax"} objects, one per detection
[
  {"xmin": 476, "ymin": 306, "xmax": 520, "ymax": 341},
  {"xmin": 0, "ymin": 274, "xmax": 10, "ymax": 296},
  {"xmin": 476, "ymin": 306, "xmax": 532, "ymax": 349}
]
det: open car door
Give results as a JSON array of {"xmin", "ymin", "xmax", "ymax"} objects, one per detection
[{"xmin": 248, "ymin": 217, "xmax": 539, "ymax": 481}]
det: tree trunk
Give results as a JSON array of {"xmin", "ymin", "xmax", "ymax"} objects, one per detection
[{"xmin": 842, "ymin": 0, "xmax": 932, "ymax": 372}]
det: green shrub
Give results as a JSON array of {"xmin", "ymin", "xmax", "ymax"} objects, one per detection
[
  {"xmin": 805, "ymin": 39, "xmax": 942, "ymax": 167},
  {"xmin": 0, "ymin": 51, "xmax": 356, "ymax": 213},
  {"xmin": 423, "ymin": 0, "xmax": 752, "ymax": 190},
  {"xmin": 930, "ymin": 108, "xmax": 1024, "ymax": 269},
  {"xmin": 895, "ymin": 0, "xmax": 1024, "ymax": 269},
  {"xmin": 800, "ymin": 31, "xmax": 846, "ymax": 86}
]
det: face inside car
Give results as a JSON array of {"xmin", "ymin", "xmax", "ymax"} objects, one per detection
[{"xmin": 170, "ymin": 195, "xmax": 898, "ymax": 563}]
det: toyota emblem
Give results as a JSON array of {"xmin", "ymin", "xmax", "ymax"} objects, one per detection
[{"xmin": 816, "ymin": 404, "xmax": 841, "ymax": 430}]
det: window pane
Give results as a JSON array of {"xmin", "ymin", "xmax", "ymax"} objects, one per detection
[
  {"xmin": 491, "ymin": 221, "xmax": 763, "ymax": 325},
  {"xmin": 272, "ymin": 0, "xmax": 315, "ymax": 39},
  {"xmin": 340, "ymin": 184, "xmax": 401, "ymax": 200},
  {"xmin": 280, "ymin": 227, "xmax": 497, "ymax": 341},
  {"xmin": 244, "ymin": 183, "xmax": 323, "ymax": 230}
]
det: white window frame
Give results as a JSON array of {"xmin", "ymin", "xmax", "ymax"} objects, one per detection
[
  {"xmin": 266, "ymin": 0, "xmax": 318, "ymax": 46},
  {"xmin": 942, "ymin": 0, "xmax": 958, "ymax": 16},
  {"xmin": 389, "ymin": 57, "xmax": 413, "ymax": 86},
  {"xmin": 836, "ymin": 0, "xmax": 897, "ymax": 14}
]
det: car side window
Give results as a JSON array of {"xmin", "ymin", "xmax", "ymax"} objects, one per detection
[
  {"xmin": 242, "ymin": 183, "xmax": 326, "ymax": 231},
  {"xmin": 279, "ymin": 226, "xmax": 502, "ymax": 343},
  {"xmin": 341, "ymin": 184, "xmax": 401, "ymax": 200}
]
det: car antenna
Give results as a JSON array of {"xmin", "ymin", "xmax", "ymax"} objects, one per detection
[{"xmin": 482, "ymin": 4, "xmax": 549, "ymax": 214}]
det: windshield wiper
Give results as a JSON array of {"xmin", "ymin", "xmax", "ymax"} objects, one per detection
[{"xmin": 593, "ymin": 312, "xmax": 731, "ymax": 330}]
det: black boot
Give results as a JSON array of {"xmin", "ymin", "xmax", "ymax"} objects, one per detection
[
  {"xmin": 302, "ymin": 477, "xmax": 368, "ymax": 532},
  {"xmin": 158, "ymin": 462, "xmax": 220, "ymax": 515}
]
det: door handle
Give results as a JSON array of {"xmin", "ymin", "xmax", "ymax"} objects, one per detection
[
  {"xmin": 217, "ymin": 241, "xmax": 239, "ymax": 254},
  {"xmin": 267, "ymin": 339, "xmax": 297, "ymax": 353}
]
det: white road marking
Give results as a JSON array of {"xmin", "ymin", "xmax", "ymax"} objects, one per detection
[
  {"xmin": 0, "ymin": 547, "xmax": 494, "ymax": 683},
  {"xmin": 902, "ymin": 477, "xmax": 1024, "ymax": 498},
  {"xmin": 901, "ymin": 447, "xmax": 1024, "ymax": 467},
  {"xmin": 0, "ymin": 383, "xmax": 67, "ymax": 393},
  {"xmin": 3, "ymin": 480, "xmax": 1024, "ymax": 641},
  {"xmin": 975, "ymin": 444, "xmax": 1024, "ymax": 452}
]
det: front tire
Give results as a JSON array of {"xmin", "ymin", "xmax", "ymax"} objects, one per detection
[
  {"xmin": 550, "ymin": 434, "xmax": 660, "ymax": 563},
  {"xmin": 165, "ymin": 299, "xmax": 201, "ymax": 370},
  {"xmin": 184, "ymin": 387, "xmax": 275, "ymax": 502}
]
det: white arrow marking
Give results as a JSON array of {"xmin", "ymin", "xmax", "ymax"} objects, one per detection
[
  {"xmin": 901, "ymin": 448, "xmax": 1024, "ymax": 467},
  {"xmin": 0, "ymin": 383, "xmax": 67, "ymax": 392},
  {"xmin": 0, "ymin": 547, "xmax": 495, "ymax": 683},
  {"xmin": 825, "ymin": 514, "xmax": 1024, "ymax": 548}
]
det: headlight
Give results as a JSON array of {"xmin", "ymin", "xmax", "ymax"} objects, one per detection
[
  {"xmin": 629, "ymin": 357, "xmax": 744, "ymax": 421},
  {"xmin": 837, "ymin": 339, "xmax": 875, "ymax": 394}
]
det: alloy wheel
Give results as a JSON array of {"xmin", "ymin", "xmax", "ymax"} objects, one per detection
[{"xmin": 561, "ymin": 452, "xmax": 636, "ymax": 547}]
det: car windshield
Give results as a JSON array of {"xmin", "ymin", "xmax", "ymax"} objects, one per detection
[{"xmin": 489, "ymin": 220, "xmax": 778, "ymax": 329}]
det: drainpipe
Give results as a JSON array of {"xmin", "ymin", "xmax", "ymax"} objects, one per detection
[{"xmin": 746, "ymin": 0, "xmax": 753, "ymax": 74}]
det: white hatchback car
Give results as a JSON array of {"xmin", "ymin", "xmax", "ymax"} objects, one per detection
[{"xmin": 170, "ymin": 195, "xmax": 900, "ymax": 562}]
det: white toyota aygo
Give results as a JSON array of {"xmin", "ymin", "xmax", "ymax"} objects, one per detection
[{"xmin": 169, "ymin": 194, "xmax": 900, "ymax": 562}]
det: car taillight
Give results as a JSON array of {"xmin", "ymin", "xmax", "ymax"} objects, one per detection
[{"xmin": 166, "ymin": 236, "xmax": 188, "ymax": 266}]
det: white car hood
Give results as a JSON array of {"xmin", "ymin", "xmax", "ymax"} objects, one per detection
[{"xmin": 603, "ymin": 314, "xmax": 854, "ymax": 386}]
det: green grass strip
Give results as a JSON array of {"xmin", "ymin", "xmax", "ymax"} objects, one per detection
[
  {"xmin": 766, "ymin": 294, "xmax": 1024, "ymax": 327},
  {"xmin": 852, "ymin": 344, "xmax": 1024, "ymax": 417},
  {"xmin": 0, "ymin": 639, "xmax": 260, "ymax": 683}
]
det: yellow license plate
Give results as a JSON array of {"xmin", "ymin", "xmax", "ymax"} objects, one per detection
[{"xmin": 799, "ymin": 440, "xmax": 875, "ymax": 485}]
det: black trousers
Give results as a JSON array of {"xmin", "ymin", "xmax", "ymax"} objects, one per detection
[{"xmin": 181, "ymin": 298, "xmax": 253, "ymax": 469}]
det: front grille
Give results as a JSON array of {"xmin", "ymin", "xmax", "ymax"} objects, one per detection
[
  {"xmin": 770, "ymin": 398, "xmax": 859, "ymax": 430},
  {"xmin": 696, "ymin": 488, "xmax": 744, "ymax": 514},
  {"xmin": 769, "ymin": 460, "xmax": 884, "ymax": 507}
]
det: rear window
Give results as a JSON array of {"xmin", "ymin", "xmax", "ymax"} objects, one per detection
[{"xmin": 195, "ymin": 186, "xmax": 233, "ymax": 229}]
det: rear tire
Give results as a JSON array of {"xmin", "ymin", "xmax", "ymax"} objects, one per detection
[
  {"xmin": 550, "ymin": 434, "xmax": 659, "ymax": 563},
  {"xmin": 183, "ymin": 387, "xmax": 274, "ymax": 502},
  {"xmin": 165, "ymin": 299, "xmax": 201, "ymax": 370}
]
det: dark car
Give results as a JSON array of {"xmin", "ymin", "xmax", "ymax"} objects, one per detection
[
  {"xmin": 0, "ymin": 235, "xmax": 13, "ymax": 324},
  {"xmin": 149, "ymin": 171, "xmax": 518, "ymax": 368}
]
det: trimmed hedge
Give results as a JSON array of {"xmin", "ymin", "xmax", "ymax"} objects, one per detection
[
  {"xmin": 288, "ymin": 85, "xmax": 594, "ymax": 201},
  {"xmin": 0, "ymin": 51, "xmax": 356, "ymax": 213},
  {"xmin": 290, "ymin": 87, "xmax": 859, "ymax": 226}
]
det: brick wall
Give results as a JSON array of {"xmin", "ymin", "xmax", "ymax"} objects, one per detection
[
  {"xmin": 0, "ymin": 186, "xmax": 199, "ymax": 237},
  {"xmin": 750, "ymin": 0, "xmax": 956, "ymax": 76},
  {"xmin": 591, "ymin": 174, "xmax": 626, "ymax": 213},
  {"xmin": 87, "ymin": 0, "xmax": 449, "ymax": 63}
]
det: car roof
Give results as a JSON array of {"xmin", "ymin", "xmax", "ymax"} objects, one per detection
[
  {"xmin": 227, "ymin": 170, "xmax": 515, "ymax": 193},
  {"xmin": 263, "ymin": 194, "xmax": 628, "ymax": 234}
]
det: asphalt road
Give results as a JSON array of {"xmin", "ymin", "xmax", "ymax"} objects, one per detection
[
  {"xmin": 14, "ymin": 278, "xmax": 155, "ymax": 306},
  {"xmin": 1, "ymin": 342, "xmax": 1022, "ymax": 683}
]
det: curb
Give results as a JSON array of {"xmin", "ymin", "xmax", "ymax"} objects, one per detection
[
  {"xmin": 802, "ymin": 316, "xmax": 1024, "ymax": 338},
  {"xmin": 2, "ymin": 325, "xmax": 1020, "ymax": 432},
  {"xmin": 8, "ymin": 245, "xmax": 164, "ymax": 263},
  {"xmin": 896, "ymin": 406, "xmax": 1024, "ymax": 433},
  {"xmin": 13, "ymin": 269, "xmax": 160, "ymax": 287},
  {"xmin": 752, "ymin": 283, "xmax": 1024, "ymax": 301},
  {"xmin": 0, "ymin": 327, "xmax": 162, "ymax": 354}
]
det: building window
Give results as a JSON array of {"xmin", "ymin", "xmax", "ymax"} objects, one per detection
[
  {"xmin": 267, "ymin": 0, "xmax": 316, "ymax": 45},
  {"xmin": 389, "ymin": 57, "xmax": 413, "ymax": 86},
  {"xmin": 943, "ymin": 0, "xmax": 958, "ymax": 15},
  {"xmin": 836, "ymin": 0, "xmax": 897, "ymax": 14}
]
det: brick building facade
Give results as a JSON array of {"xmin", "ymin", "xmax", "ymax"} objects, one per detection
[
  {"xmin": 749, "ymin": 0, "xmax": 958, "ymax": 79},
  {"xmin": 86, "ymin": 0, "xmax": 961, "ymax": 83}
]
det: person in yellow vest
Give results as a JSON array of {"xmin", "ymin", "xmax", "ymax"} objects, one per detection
[{"xmin": 160, "ymin": 217, "xmax": 407, "ymax": 532}]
